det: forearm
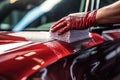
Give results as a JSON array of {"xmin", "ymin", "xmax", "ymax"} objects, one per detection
[
  {"xmin": 96, "ymin": 1, "xmax": 120, "ymax": 24},
  {"xmin": 68, "ymin": 1, "xmax": 120, "ymax": 25}
]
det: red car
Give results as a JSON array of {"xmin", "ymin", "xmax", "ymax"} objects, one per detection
[
  {"xmin": 0, "ymin": 0, "xmax": 120, "ymax": 80},
  {"xmin": 0, "ymin": 26, "xmax": 120, "ymax": 80}
]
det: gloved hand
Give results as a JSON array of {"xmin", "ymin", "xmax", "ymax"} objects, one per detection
[{"xmin": 51, "ymin": 10, "xmax": 97, "ymax": 35}]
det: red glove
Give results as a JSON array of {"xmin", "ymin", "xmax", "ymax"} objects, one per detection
[{"xmin": 51, "ymin": 10, "xmax": 97, "ymax": 35}]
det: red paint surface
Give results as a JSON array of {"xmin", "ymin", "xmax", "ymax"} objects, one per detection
[
  {"xmin": 0, "ymin": 40, "xmax": 73, "ymax": 80},
  {"xmin": 0, "ymin": 31, "xmax": 107, "ymax": 80}
]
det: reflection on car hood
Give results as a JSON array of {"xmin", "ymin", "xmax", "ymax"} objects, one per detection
[
  {"xmin": 30, "ymin": 39, "xmax": 120, "ymax": 80},
  {"xmin": 8, "ymin": 31, "xmax": 52, "ymax": 42}
]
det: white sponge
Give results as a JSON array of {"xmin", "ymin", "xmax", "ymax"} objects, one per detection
[{"xmin": 50, "ymin": 29, "xmax": 90, "ymax": 43}]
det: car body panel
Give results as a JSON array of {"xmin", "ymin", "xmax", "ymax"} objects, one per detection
[{"xmin": 0, "ymin": 30, "xmax": 119, "ymax": 80}]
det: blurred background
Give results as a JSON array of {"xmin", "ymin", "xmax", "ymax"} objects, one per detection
[{"xmin": 0, "ymin": 0, "xmax": 117, "ymax": 32}]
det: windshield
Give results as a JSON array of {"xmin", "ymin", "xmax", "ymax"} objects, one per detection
[{"xmin": 0, "ymin": 0, "xmax": 117, "ymax": 31}]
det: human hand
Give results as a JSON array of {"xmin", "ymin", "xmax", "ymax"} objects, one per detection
[{"xmin": 51, "ymin": 10, "xmax": 97, "ymax": 35}]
